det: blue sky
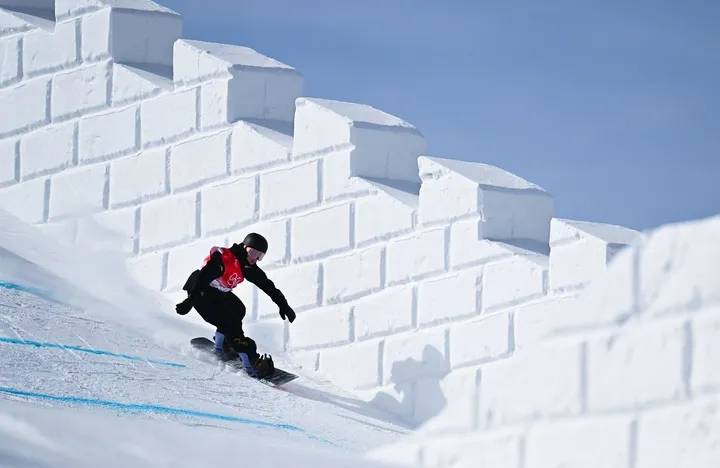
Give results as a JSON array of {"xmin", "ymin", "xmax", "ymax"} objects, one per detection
[{"xmin": 162, "ymin": 0, "xmax": 719, "ymax": 231}]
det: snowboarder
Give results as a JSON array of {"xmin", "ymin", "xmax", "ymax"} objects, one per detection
[{"xmin": 175, "ymin": 232, "xmax": 296, "ymax": 378}]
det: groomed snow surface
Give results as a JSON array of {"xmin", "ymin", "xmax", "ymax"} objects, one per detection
[{"xmin": 0, "ymin": 215, "xmax": 408, "ymax": 468}]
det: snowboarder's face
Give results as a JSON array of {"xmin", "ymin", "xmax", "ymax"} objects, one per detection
[{"xmin": 245, "ymin": 246, "xmax": 265, "ymax": 265}]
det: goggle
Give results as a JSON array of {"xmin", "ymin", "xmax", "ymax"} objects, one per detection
[{"xmin": 247, "ymin": 247, "xmax": 265, "ymax": 262}]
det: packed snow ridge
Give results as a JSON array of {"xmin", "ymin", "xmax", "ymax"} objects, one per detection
[{"xmin": 0, "ymin": 1, "xmax": 718, "ymax": 467}]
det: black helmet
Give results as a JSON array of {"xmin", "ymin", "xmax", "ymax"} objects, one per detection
[{"xmin": 242, "ymin": 232, "xmax": 268, "ymax": 253}]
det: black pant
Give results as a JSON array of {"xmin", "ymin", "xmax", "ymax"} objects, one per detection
[{"xmin": 192, "ymin": 287, "xmax": 246, "ymax": 341}]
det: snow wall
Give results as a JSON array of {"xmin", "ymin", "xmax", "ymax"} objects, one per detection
[
  {"xmin": 371, "ymin": 214, "xmax": 720, "ymax": 467},
  {"xmin": 0, "ymin": 2, "xmax": 717, "ymax": 466}
]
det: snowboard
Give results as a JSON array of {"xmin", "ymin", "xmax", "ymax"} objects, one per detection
[{"xmin": 190, "ymin": 337, "xmax": 298, "ymax": 386}]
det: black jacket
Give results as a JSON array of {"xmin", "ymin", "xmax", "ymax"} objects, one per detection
[{"xmin": 191, "ymin": 243, "xmax": 289, "ymax": 309}]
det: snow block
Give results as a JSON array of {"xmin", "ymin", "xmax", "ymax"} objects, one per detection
[
  {"xmin": 293, "ymin": 97, "xmax": 426, "ymax": 185},
  {"xmin": 417, "ymin": 431, "xmax": 521, "ymax": 468},
  {"xmin": 291, "ymin": 203, "xmax": 351, "ymax": 260},
  {"xmin": 291, "ymin": 350, "xmax": 319, "ymax": 372},
  {"xmin": 77, "ymin": 206, "xmax": 136, "ymax": 254},
  {"xmin": 323, "ymin": 245, "xmax": 383, "ymax": 303},
  {"xmin": 111, "ymin": 63, "xmax": 168, "ymax": 106},
  {"xmin": 353, "ymin": 285, "xmax": 414, "ymax": 341},
  {"xmin": 83, "ymin": 3, "xmax": 180, "ymax": 67},
  {"xmin": 0, "ymin": 138, "xmax": 16, "ymax": 185},
  {"xmin": 369, "ymin": 440, "xmax": 422, "ymax": 466},
  {"xmin": 170, "ymin": 131, "xmax": 228, "ymax": 191},
  {"xmin": 578, "ymin": 245, "xmax": 637, "ymax": 326},
  {"xmin": 513, "ymin": 294, "xmax": 582, "ymax": 349},
  {"xmin": 478, "ymin": 340, "xmax": 582, "ymax": 428},
  {"xmin": 259, "ymin": 160, "xmax": 318, "ymax": 217},
  {"xmin": 198, "ymin": 80, "xmax": 229, "ymax": 130},
  {"xmin": 418, "ymin": 156, "xmax": 554, "ymax": 246},
  {"xmin": 52, "ymin": 62, "xmax": 110, "ymax": 120},
  {"xmin": 111, "ymin": 8, "xmax": 180, "ymax": 67},
  {"xmin": 551, "ymin": 237, "xmax": 616, "ymax": 291},
  {"xmin": 48, "ymin": 164, "xmax": 107, "ymax": 219},
  {"xmin": 0, "ymin": 36, "xmax": 20, "ymax": 86},
  {"xmin": 636, "ymin": 398, "xmax": 720, "ymax": 468},
  {"xmin": 200, "ymin": 175, "xmax": 256, "ymax": 235},
  {"xmin": 109, "ymin": 147, "xmax": 166, "ymax": 206},
  {"xmin": 0, "ymin": 177, "xmax": 46, "ymax": 223},
  {"xmin": 482, "ymin": 254, "xmax": 546, "ymax": 311},
  {"xmin": 318, "ymin": 340, "xmax": 381, "ymax": 390},
  {"xmin": 549, "ymin": 218, "xmax": 640, "ymax": 291},
  {"xmin": 320, "ymin": 145, "xmax": 374, "ymax": 201},
  {"xmin": 174, "ymin": 40, "xmax": 303, "ymax": 123},
  {"xmin": 139, "ymin": 192, "xmax": 196, "ymax": 251},
  {"xmin": 81, "ymin": 8, "xmax": 110, "ymax": 61},
  {"xmin": 386, "ymin": 228, "xmax": 446, "ymax": 285},
  {"xmin": 550, "ymin": 217, "xmax": 640, "ymax": 246},
  {"xmin": 127, "ymin": 250, "xmax": 164, "ymax": 291},
  {"xmin": 55, "ymin": 0, "xmax": 107, "ymax": 20},
  {"xmin": 230, "ymin": 120, "xmax": 291, "ymax": 172},
  {"xmin": 354, "ymin": 178, "xmax": 417, "ymax": 246},
  {"xmin": 691, "ymin": 305, "xmax": 720, "ymax": 391},
  {"xmin": 420, "ymin": 368, "xmax": 479, "ymax": 433},
  {"xmin": 0, "ymin": 11, "xmax": 38, "ymax": 41},
  {"xmin": 36, "ymin": 218, "xmax": 77, "ymax": 246},
  {"xmin": 382, "ymin": 328, "xmax": 447, "ymax": 385},
  {"xmin": 0, "ymin": 77, "xmax": 49, "ymax": 136},
  {"xmin": 586, "ymin": 319, "xmax": 686, "ymax": 411},
  {"xmin": 23, "ymin": 19, "xmax": 77, "ymax": 76},
  {"xmin": 79, "ymin": 105, "xmax": 138, "ymax": 162},
  {"xmin": 140, "ymin": 88, "xmax": 197, "ymax": 145},
  {"xmin": 449, "ymin": 311, "xmax": 510, "ymax": 368},
  {"xmin": 525, "ymin": 416, "xmax": 633, "ymax": 468},
  {"xmin": 417, "ymin": 269, "xmax": 480, "ymax": 327},
  {"xmin": 639, "ymin": 215, "xmax": 720, "ymax": 316},
  {"xmin": 448, "ymin": 217, "xmax": 531, "ymax": 269},
  {"xmin": 174, "ymin": 39, "xmax": 290, "ymax": 81},
  {"xmin": 20, "ymin": 121, "xmax": 75, "ymax": 178},
  {"xmin": 256, "ymin": 261, "xmax": 320, "ymax": 318},
  {"xmin": 288, "ymin": 304, "xmax": 351, "ymax": 350},
  {"xmin": 413, "ymin": 374, "xmax": 451, "ymax": 424}
]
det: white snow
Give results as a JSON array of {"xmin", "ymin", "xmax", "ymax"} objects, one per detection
[
  {"xmin": 176, "ymin": 40, "xmax": 297, "ymax": 74},
  {"xmin": 0, "ymin": 209, "xmax": 409, "ymax": 467}
]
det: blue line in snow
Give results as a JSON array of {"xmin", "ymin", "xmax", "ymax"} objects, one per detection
[
  {"xmin": 0, "ymin": 386, "xmax": 335, "ymax": 445},
  {"xmin": 0, "ymin": 281, "xmax": 48, "ymax": 298},
  {"xmin": 0, "ymin": 336, "xmax": 186, "ymax": 368}
]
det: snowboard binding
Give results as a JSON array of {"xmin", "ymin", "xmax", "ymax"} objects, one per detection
[{"xmin": 253, "ymin": 353, "xmax": 275, "ymax": 379}]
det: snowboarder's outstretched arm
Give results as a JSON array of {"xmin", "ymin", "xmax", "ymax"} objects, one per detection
[{"xmin": 244, "ymin": 266, "xmax": 296, "ymax": 323}]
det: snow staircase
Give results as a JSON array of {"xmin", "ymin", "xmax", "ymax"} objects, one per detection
[{"xmin": 0, "ymin": 0, "xmax": 642, "ymax": 427}]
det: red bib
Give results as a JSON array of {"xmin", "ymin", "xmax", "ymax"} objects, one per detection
[{"xmin": 204, "ymin": 247, "xmax": 244, "ymax": 291}]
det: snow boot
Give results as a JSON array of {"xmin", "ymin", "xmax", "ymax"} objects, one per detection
[{"xmin": 213, "ymin": 331, "xmax": 237, "ymax": 361}]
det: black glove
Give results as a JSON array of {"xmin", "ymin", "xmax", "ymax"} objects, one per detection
[
  {"xmin": 175, "ymin": 297, "xmax": 193, "ymax": 315},
  {"xmin": 279, "ymin": 304, "xmax": 296, "ymax": 323}
]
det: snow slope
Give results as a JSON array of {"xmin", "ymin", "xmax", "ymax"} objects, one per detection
[{"xmin": 0, "ymin": 211, "xmax": 408, "ymax": 467}]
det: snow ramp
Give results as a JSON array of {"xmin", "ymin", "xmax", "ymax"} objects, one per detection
[{"xmin": 0, "ymin": 210, "xmax": 409, "ymax": 467}]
